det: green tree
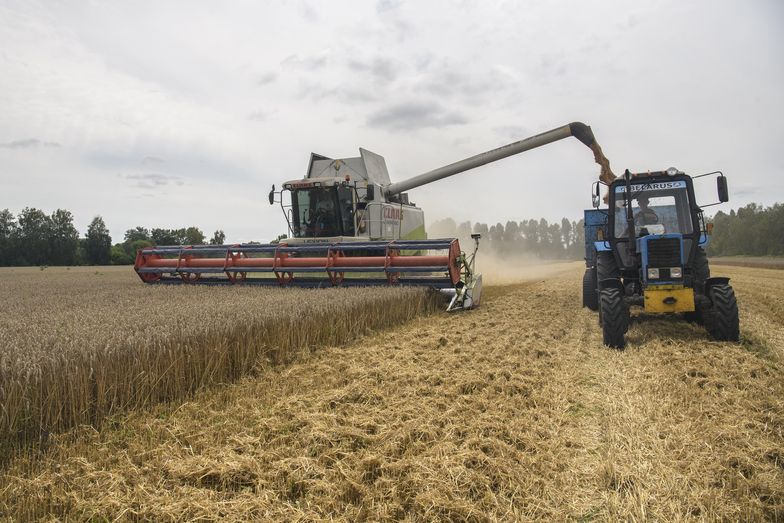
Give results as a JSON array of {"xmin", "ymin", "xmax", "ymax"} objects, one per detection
[
  {"xmin": 569, "ymin": 219, "xmax": 585, "ymax": 259},
  {"xmin": 48, "ymin": 209, "xmax": 79, "ymax": 265},
  {"xmin": 0, "ymin": 209, "xmax": 18, "ymax": 266},
  {"xmin": 110, "ymin": 244, "xmax": 134, "ymax": 265},
  {"xmin": 183, "ymin": 226, "xmax": 205, "ymax": 245},
  {"xmin": 151, "ymin": 228, "xmax": 178, "ymax": 246},
  {"xmin": 488, "ymin": 223, "xmax": 504, "ymax": 254},
  {"xmin": 707, "ymin": 203, "xmax": 784, "ymax": 256},
  {"xmin": 16, "ymin": 207, "xmax": 51, "ymax": 266},
  {"xmin": 429, "ymin": 218, "xmax": 457, "ymax": 239},
  {"xmin": 561, "ymin": 218, "xmax": 573, "ymax": 251},
  {"xmin": 85, "ymin": 216, "xmax": 112, "ymax": 265},
  {"xmin": 74, "ymin": 238, "xmax": 88, "ymax": 265},
  {"xmin": 503, "ymin": 221, "xmax": 520, "ymax": 255},
  {"xmin": 210, "ymin": 230, "xmax": 226, "ymax": 245},
  {"xmin": 125, "ymin": 239, "xmax": 153, "ymax": 257},
  {"xmin": 124, "ymin": 226, "xmax": 151, "ymax": 243}
]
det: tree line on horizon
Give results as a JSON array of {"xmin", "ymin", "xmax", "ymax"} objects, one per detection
[
  {"xmin": 423, "ymin": 202, "xmax": 784, "ymax": 260},
  {"xmin": 708, "ymin": 203, "xmax": 784, "ymax": 256},
  {"xmin": 0, "ymin": 207, "xmax": 225, "ymax": 267},
  {"xmin": 429, "ymin": 217, "xmax": 586, "ymax": 260},
  {"xmin": 0, "ymin": 203, "xmax": 781, "ymax": 267}
]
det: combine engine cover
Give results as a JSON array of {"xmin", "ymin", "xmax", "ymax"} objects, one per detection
[{"xmin": 134, "ymin": 239, "xmax": 482, "ymax": 311}]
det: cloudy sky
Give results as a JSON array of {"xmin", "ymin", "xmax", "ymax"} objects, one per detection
[{"xmin": 1, "ymin": 0, "xmax": 782, "ymax": 243}]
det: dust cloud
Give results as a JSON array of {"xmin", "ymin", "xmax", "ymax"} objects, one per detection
[{"xmin": 475, "ymin": 252, "xmax": 583, "ymax": 286}]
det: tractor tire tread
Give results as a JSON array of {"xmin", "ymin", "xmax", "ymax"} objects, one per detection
[
  {"xmin": 693, "ymin": 247, "xmax": 710, "ymax": 294},
  {"xmin": 600, "ymin": 288, "xmax": 628, "ymax": 349},
  {"xmin": 705, "ymin": 284, "xmax": 740, "ymax": 342},
  {"xmin": 597, "ymin": 251, "xmax": 620, "ymax": 282}
]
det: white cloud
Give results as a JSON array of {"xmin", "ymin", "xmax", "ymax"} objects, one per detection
[{"xmin": 0, "ymin": 0, "xmax": 782, "ymax": 243}]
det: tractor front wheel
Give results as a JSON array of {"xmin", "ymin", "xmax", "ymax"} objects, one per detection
[
  {"xmin": 582, "ymin": 268, "xmax": 598, "ymax": 311},
  {"xmin": 704, "ymin": 283, "xmax": 740, "ymax": 342},
  {"xmin": 685, "ymin": 248, "xmax": 710, "ymax": 325},
  {"xmin": 597, "ymin": 251, "xmax": 619, "ymax": 282},
  {"xmin": 600, "ymin": 287, "xmax": 629, "ymax": 349}
]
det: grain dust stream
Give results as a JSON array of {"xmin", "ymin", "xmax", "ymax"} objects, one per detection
[{"xmin": 2, "ymin": 265, "xmax": 782, "ymax": 521}]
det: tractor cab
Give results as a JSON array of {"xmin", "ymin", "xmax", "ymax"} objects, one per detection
[
  {"xmin": 583, "ymin": 167, "xmax": 737, "ymax": 349},
  {"xmin": 606, "ymin": 170, "xmax": 703, "ymax": 285}
]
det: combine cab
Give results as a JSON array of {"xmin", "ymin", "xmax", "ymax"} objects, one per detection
[{"xmin": 583, "ymin": 168, "xmax": 739, "ymax": 348}]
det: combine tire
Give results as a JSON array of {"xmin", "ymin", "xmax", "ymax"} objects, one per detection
[
  {"xmin": 704, "ymin": 283, "xmax": 740, "ymax": 342},
  {"xmin": 600, "ymin": 288, "xmax": 629, "ymax": 349},
  {"xmin": 582, "ymin": 268, "xmax": 598, "ymax": 311}
]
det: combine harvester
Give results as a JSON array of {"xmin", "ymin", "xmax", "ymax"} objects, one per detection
[{"xmin": 135, "ymin": 122, "xmax": 613, "ymax": 311}]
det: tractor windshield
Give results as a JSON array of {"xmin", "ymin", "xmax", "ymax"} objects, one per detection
[
  {"xmin": 613, "ymin": 180, "xmax": 693, "ymax": 238},
  {"xmin": 290, "ymin": 186, "xmax": 355, "ymax": 238}
]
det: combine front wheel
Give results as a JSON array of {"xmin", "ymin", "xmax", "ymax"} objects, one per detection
[
  {"xmin": 180, "ymin": 272, "xmax": 201, "ymax": 283},
  {"xmin": 600, "ymin": 288, "xmax": 629, "ymax": 349},
  {"xmin": 140, "ymin": 273, "xmax": 161, "ymax": 283},
  {"xmin": 704, "ymin": 284, "xmax": 740, "ymax": 341}
]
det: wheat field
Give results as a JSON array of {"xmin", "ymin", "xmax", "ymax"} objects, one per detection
[
  {"xmin": 0, "ymin": 266, "xmax": 441, "ymax": 464},
  {"xmin": 1, "ymin": 263, "xmax": 783, "ymax": 521}
]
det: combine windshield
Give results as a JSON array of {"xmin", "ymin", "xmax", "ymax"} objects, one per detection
[
  {"xmin": 614, "ymin": 180, "xmax": 693, "ymax": 238},
  {"xmin": 290, "ymin": 186, "xmax": 355, "ymax": 238}
]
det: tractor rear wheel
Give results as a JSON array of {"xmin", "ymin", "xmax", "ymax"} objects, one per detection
[
  {"xmin": 582, "ymin": 268, "xmax": 598, "ymax": 311},
  {"xmin": 704, "ymin": 283, "xmax": 740, "ymax": 342},
  {"xmin": 600, "ymin": 287, "xmax": 629, "ymax": 349}
]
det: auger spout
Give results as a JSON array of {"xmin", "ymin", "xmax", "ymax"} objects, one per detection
[{"xmin": 383, "ymin": 121, "xmax": 615, "ymax": 197}]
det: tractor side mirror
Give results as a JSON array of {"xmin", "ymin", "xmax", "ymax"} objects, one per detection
[
  {"xmin": 366, "ymin": 184, "xmax": 375, "ymax": 201},
  {"xmin": 717, "ymin": 176, "xmax": 729, "ymax": 203},
  {"xmin": 268, "ymin": 185, "xmax": 275, "ymax": 205},
  {"xmin": 591, "ymin": 181, "xmax": 601, "ymax": 208}
]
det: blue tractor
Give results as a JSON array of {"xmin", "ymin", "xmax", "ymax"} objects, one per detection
[{"xmin": 583, "ymin": 168, "xmax": 739, "ymax": 348}]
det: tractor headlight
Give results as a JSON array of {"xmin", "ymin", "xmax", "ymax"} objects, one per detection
[
  {"xmin": 670, "ymin": 267, "xmax": 683, "ymax": 278},
  {"xmin": 647, "ymin": 268, "xmax": 660, "ymax": 279}
]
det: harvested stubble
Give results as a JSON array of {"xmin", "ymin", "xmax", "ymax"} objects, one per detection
[
  {"xmin": 0, "ymin": 266, "xmax": 441, "ymax": 463},
  {"xmin": 1, "ymin": 263, "xmax": 782, "ymax": 521}
]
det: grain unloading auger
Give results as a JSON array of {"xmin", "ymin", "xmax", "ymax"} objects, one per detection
[{"xmin": 136, "ymin": 122, "xmax": 613, "ymax": 311}]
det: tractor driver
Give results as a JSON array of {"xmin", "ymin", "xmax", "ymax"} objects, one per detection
[{"xmin": 634, "ymin": 195, "xmax": 659, "ymax": 226}]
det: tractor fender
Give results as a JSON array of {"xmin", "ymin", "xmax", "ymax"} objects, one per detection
[
  {"xmin": 598, "ymin": 278, "xmax": 623, "ymax": 291},
  {"xmin": 704, "ymin": 277, "xmax": 731, "ymax": 294}
]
